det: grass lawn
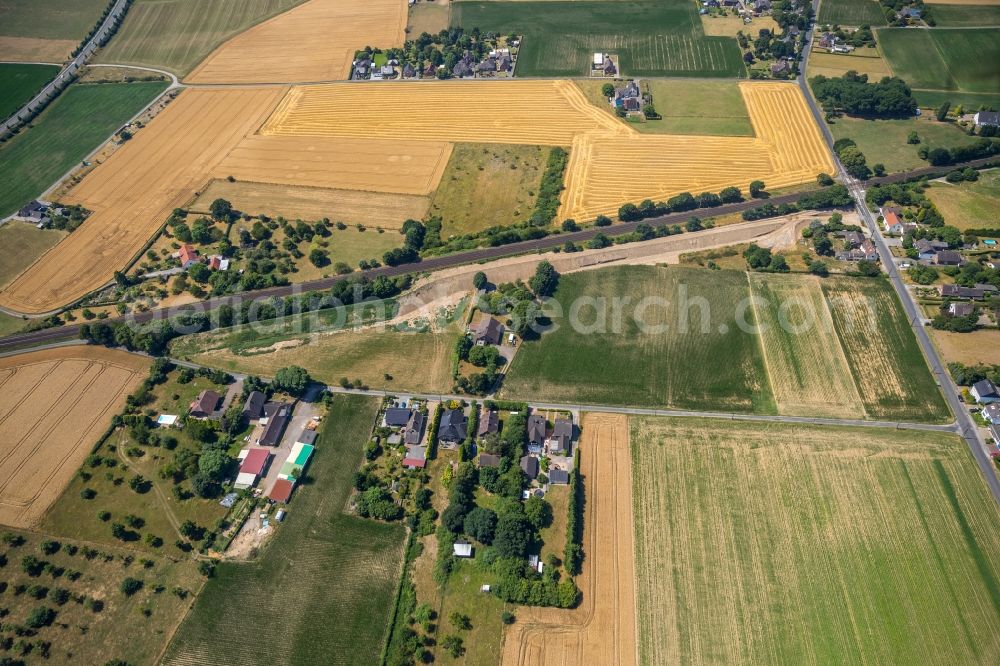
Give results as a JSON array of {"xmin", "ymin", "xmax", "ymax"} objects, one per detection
[
  {"xmin": 878, "ymin": 27, "xmax": 1000, "ymax": 93},
  {"xmin": 931, "ymin": 3, "xmax": 1000, "ymax": 26},
  {"xmin": 451, "ymin": 0, "xmax": 744, "ymax": 77},
  {"xmin": 429, "ymin": 143, "xmax": 548, "ymax": 236},
  {"xmin": 433, "ymin": 557, "xmax": 507, "ymax": 665},
  {"xmin": 0, "ymin": 81, "xmax": 168, "ymax": 217},
  {"xmin": 0, "ymin": 527, "xmax": 202, "ymax": 665},
  {"xmin": 818, "ymin": 0, "xmax": 887, "ymax": 25},
  {"xmin": 0, "ymin": 222, "xmax": 66, "ymax": 289},
  {"xmin": 576, "ymin": 79, "xmax": 753, "ymax": 136},
  {"xmin": 0, "ymin": 63, "xmax": 59, "ymax": 120},
  {"xmin": 0, "ymin": 311, "xmax": 26, "ymax": 337},
  {"xmin": 409, "ymin": 0, "xmax": 452, "ymax": 34},
  {"xmin": 163, "ymin": 395, "xmax": 407, "ymax": 665},
  {"xmin": 631, "ymin": 416, "xmax": 1000, "ymax": 665},
  {"xmin": 827, "ymin": 114, "xmax": 976, "ymax": 172},
  {"xmin": 807, "ymin": 49, "xmax": 891, "ymax": 80},
  {"xmin": 925, "ymin": 168, "xmax": 1000, "ymax": 230},
  {"xmin": 912, "ymin": 89, "xmax": 1000, "ymax": 110},
  {"xmin": 500, "ymin": 265, "xmax": 776, "ymax": 413},
  {"xmin": 97, "ymin": 0, "xmax": 308, "ymax": 75}
]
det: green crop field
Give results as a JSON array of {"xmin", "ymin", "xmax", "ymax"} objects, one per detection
[
  {"xmin": 0, "ymin": 0, "xmax": 108, "ymax": 41},
  {"xmin": 0, "ymin": 63, "xmax": 59, "ymax": 120},
  {"xmin": 451, "ymin": 0, "xmax": 745, "ymax": 77},
  {"xmin": 631, "ymin": 416, "xmax": 1000, "ymax": 665},
  {"xmin": 0, "ymin": 80, "xmax": 167, "ymax": 217},
  {"xmin": 502, "ymin": 266, "xmax": 948, "ymax": 421},
  {"xmin": 97, "ymin": 0, "xmax": 307, "ymax": 75},
  {"xmin": 827, "ymin": 115, "xmax": 977, "ymax": 172},
  {"xmin": 926, "ymin": 168, "xmax": 1000, "ymax": 231},
  {"xmin": 163, "ymin": 395, "xmax": 407, "ymax": 665},
  {"xmin": 820, "ymin": 277, "xmax": 949, "ymax": 422},
  {"xmin": 501, "ymin": 266, "xmax": 776, "ymax": 412},
  {"xmin": 931, "ymin": 4, "xmax": 1000, "ymax": 27},
  {"xmin": 878, "ymin": 27, "xmax": 1000, "ymax": 94},
  {"xmin": 912, "ymin": 89, "xmax": 1000, "ymax": 111},
  {"xmin": 817, "ymin": 0, "xmax": 887, "ymax": 26}
]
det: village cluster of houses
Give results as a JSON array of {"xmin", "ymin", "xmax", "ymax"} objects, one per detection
[
  {"xmin": 833, "ymin": 229, "xmax": 879, "ymax": 262},
  {"xmin": 818, "ymin": 32, "xmax": 856, "ymax": 54},
  {"xmin": 176, "ymin": 243, "xmax": 230, "ymax": 272},
  {"xmin": 880, "ymin": 205, "xmax": 984, "ymax": 267},
  {"xmin": 700, "ymin": 0, "xmax": 774, "ymax": 17},
  {"xmin": 13, "ymin": 199, "xmax": 65, "ymax": 228},
  {"xmin": 382, "ymin": 401, "xmax": 429, "ymax": 468},
  {"xmin": 238, "ymin": 390, "xmax": 315, "ymax": 503},
  {"xmin": 352, "ymin": 46, "xmax": 516, "ymax": 81}
]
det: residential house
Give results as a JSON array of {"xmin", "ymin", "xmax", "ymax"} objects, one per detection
[
  {"xmin": 404, "ymin": 410, "xmax": 426, "ymax": 446},
  {"xmin": 972, "ymin": 379, "xmax": 1000, "ymax": 404},
  {"xmin": 915, "ymin": 239, "xmax": 948, "ymax": 260},
  {"xmin": 520, "ymin": 455, "xmax": 540, "ymax": 480},
  {"xmin": 268, "ymin": 478, "xmax": 295, "ymax": 503},
  {"xmin": 547, "ymin": 418, "xmax": 573, "ymax": 455},
  {"xmin": 818, "ymin": 32, "xmax": 835, "ymax": 49},
  {"xmin": 754, "ymin": 0, "xmax": 772, "ymax": 14},
  {"xmin": 990, "ymin": 422, "xmax": 1000, "ymax": 446},
  {"xmin": 478, "ymin": 453, "xmax": 501, "ymax": 468},
  {"xmin": 881, "ymin": 207, "xmax": 904, "ymax": 234},
  {"xmin": 423, "ymin": 62, "xmax": 437, "ymax": 78},
  {"xmin": 897, "ymin": 7, "xmax": 921, "ymax": 19},
  {"xmin": 242, "ymin": 390, "xmax": 266, "ymax": 421},
  {"xmin": 478, "ymin": 408, "xmax": 499, "ymax": 437},
  {"xmin": 403, "ymin": 445, "xmax": 427, "ymax": 469},
  {"xmin": 178, "ymin": 244, "xmax": 200, "ymax": 268},
  {"xmin": 939, "ymin": 284, "xmax": 986, "ymax": 300},
  {"xmin": 380, "ymin": 64, "xmax": 397, "ymax": 79},
  {"xmin": 260, "ymin": 402, "xmax": 292, "ymax": 446},
  {"xmin": 527, "ymin": 414, "xmax": 547, "ymax": 454},
  {"xmin": 948, "ymin": 302, "xmax": 975, "ymax": 317},
  {"xmin": 981, "ymin": 403, "xmax": 1000, "ymax": 425},
  {"xmin": 438, "ymin": 409, "xmax": 468, "ymax": 444},
  {"xmin": 498, "ymin": 55, "xmax": 513, "ymax": 73},
  {"xmin": 235, "ymin": 449, "xmax": 271, "ymax": 489},
  {"xmin": 384, "ymin": 407, "xmax": 412, "ymax": 428},
  {"xmin": 402, "ymin": 62, "xmax": 416, "ymax": 79},
  {"xmin": 296, "ymin": 429, "xmax": 317, "ymax": 446},
  {"xmin": 836, "ymin": 240, "xmax": 878, "ymax": 262},
  {"xmin": 770, "ymin": 60, "xmax": 790, "ymax": 76},
  {"xmin": 476, "ymin": 57, "xmax": 497, "ymax": 76},
  {"xmin": 548, "ymin": 469, "xmax": 570, "ymax": 485},
  {"xmin": 353, "ymin": 58, "xmax": 372, "ymax": 79},
  {"xmin": 974, "ymin": 111, "xmax": 1000, "ymax": 128},
  {"xmin": 603, "ymin": 58, "xmax": 617, "ymax": 76},
  {"xmin": 16, "ymin": 200, "xmax": 49, "ymax": 224},
  {"xmin": 189, "ymin": 390, "xmax": 220, "ymax": 419},
  {"xmin": 934, "ymin": 250, "xmax": 963, "ymax": 266},
  {"xmin": 473, "ymin": 317, "xmax": 504, "ymax": 346},
  {"xmin": 841, "ymin": 231, "xmax": 864, "ymax": 248}
]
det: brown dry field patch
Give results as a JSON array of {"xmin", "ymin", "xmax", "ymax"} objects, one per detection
[
  {"xmin": 0, "ymin": 87, "xmax": 286, "ymax": 313},
  {"xmin": 807, "ymin": 50, "xmax": 892, "ymax": 79},
  {"xmin": 214, "ymin": 135, "xmax": 452, "ymax": 195},
  {"xmin": 185, "ymin": 0, "xmax": 407, "ymax": 83},
  {"xmin": 263, "ymin": 80, "xmax": 833, "ymax": 221},
  {"xmin": 700, "ymin": 15, "xmax": 779, "ymax": 37},
  {"xmin": 0, "ymin": 346, "xmax": 149, "ymax": 528},
  {"xmin": 189, "ymin": 179, "xmax": 429, "ymax": 228},
  {"xmin": 930, "ymin": 328, "xmax": 1000, "ymax": 366},
  {"xmin": 0, "ymin": 36, "xmax": 77, "ymax": 62},
  {"xmin": 501, "ymin": 413, "xmax": 637, "ymax": 666},
  {"xmin": 748, "ymin": 272, "xmax": 866, "ymax": 417}
]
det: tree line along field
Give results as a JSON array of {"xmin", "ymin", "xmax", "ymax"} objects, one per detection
[
  {"xmin": 451, "ymin": 0, "xmax": 745, "ymax": 77},
  {"xmin": 817, "ymin": 0, "xmax": 887, "ymax": 26},
  {"xmin": 877, "ymin": 27, "xmax": 1000, "ymax": 94},
  {"xmin": 0, "ymin": 80, "xmax": 167, "ymax": 219},
  {"xmin": 0, "ymin": 0, "xmax": 109, "ymax": 61},
  {"xmin": 501, "ymin": 265, "xmax": 949, "ymax": 422},
  {"xmin": 630, "ymin": 417, "xmax": 1000, "ymax": 664},
  {"xmin": 95, "ymin": 0, "xmax": 307, "ymax": 75},
  {"xmin": 0, "ymin": 63, "xmax": 59, "ymax": 121},
  {"xmin": 163, "ymin": 395, "xmax": 407, "ymax": 666}
]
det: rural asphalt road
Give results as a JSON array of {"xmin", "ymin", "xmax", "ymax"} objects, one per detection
[{"xmin": 0, "ymin": 0, "xmax": 132, "ymax": 134}]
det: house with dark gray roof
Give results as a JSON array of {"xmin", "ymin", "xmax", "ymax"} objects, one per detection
[
  {"xmin": 473, "ymin": 317, "xmax": 504, "ymax": 346},
  {"xmin": 547, "ymin": 418, "xmax": 573, "ymax": 455},
  {"xmin": 242, "ymin": 390, "xmax": 266, "ymax": 421},
  {"xmin": 548, "ymin": 469, "xmax": 569, "ymax": 485},
  {"xmin": 527, "ymin": 414, "xmax": 546, "ymax": 453},
  {"xmin": 478, "ymin": 409, "xmax": 499, "ymax": 437},
  {"xmin": 189, "ymin": 390, "xmax": 221, "ymax": 419},
  {"xmin": 972, "ymin": 380, "xmax": 1000, "ymax": 404},
  {"xmin": 384, "ymin": 407, "xmax": 413, "ymax": 428},
  {"xmin": 404, "ymin": 410, "xmax": 426, "ymax": 445},
  {"xmin": 975, "ymin": 111, "xmax": 1000, "ymax": 128},
  {"xmin": 478, "ymin": 453, "xmax": 501, "ymax": 468},
  {"xmin": 438, "ymin": 409, "xmax": 468, "ymax": 444},
  {"xmin": 259, "ymin": 402, "xmax": 292, "ymax": 446},
  {"xmin": 520, "ymin": 455, "xmax": 539, "ymax": 480}
]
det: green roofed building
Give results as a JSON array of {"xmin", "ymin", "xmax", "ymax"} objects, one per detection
[{"xmin": 278, "ymin": 442, "xmax": 314, "ymax": 482}]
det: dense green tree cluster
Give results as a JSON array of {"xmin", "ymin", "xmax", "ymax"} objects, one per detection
[{"xmin": 810, "ymin": 72, "xmax": 917, "ymax": 118}]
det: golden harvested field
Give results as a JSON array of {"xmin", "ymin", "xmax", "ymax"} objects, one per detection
[
  {"xmin": 185, "ymin": 0, "xmax": 407, "ymax": 83},
  {"xmin": 189, "ymin": 179, "xmax": 429, "ymax": 229},
  {"xmin": 0, "ymin": 346, "xmax": 149, "ymax": 528},
  {"xmin": 260, "ymin": 79, "xmax": 626, "ymax": 145},
  {"xmin": 214, "ymin": 135, "xmax": 452, "ymax": 194},
  {"xmin": 262, "ymin": 80, "xmax": 834, "ymax": 221},
  {"xmin": 749, "ymin": 272, "xmax": 865, "ymax": 417},
  {"xmin": 631, "ymin": 416, "xmax": 1000, "ymax": 664},
  {"xmin": 700, "ymin": 15, "xmax": 779, "ymax": 37},
  {"xmin": 0, "ymin": 87, "xmax": 286, "ymax": 313},
  {"xmin": 501, "ymin": 413, "xmax": 637, "ymax": 666},
  {"xmin": 930, "ymin": 328, "xmax": 1000, "ymax": 366}
]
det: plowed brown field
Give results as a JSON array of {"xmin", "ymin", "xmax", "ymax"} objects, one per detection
[
  {"xmin": 215, "ymin": 135, "xmax": 452, "ymax": 195},
  {"xmin": 184, "ymin": 0, "xmax": 407, "ymax": 83},
  {"xmin": 0, "ymin": 87, "xmax": 286, "ymax": 313},
  {"xmin": 0, "ymin": 346, "xmax": 149, "ymax": 528},
  {"xmin": 262, "ymin": 80, "xmax": 834, "ymax": 220},
  {"xmin": 500, "ymin": 413, "xmax": 637, "ymax": 666}
]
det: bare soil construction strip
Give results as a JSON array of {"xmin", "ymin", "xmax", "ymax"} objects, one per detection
[
  {"xmin": 501, "ymin": 413, "xmax": 637, "ymax": 666},
  {"xmin": 0, "ymin": 346, "xmax": 149, "ymax": 528},
  {"xmin": 184, "ymin": 0, "xmax": 407, "ymax": 83}
]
